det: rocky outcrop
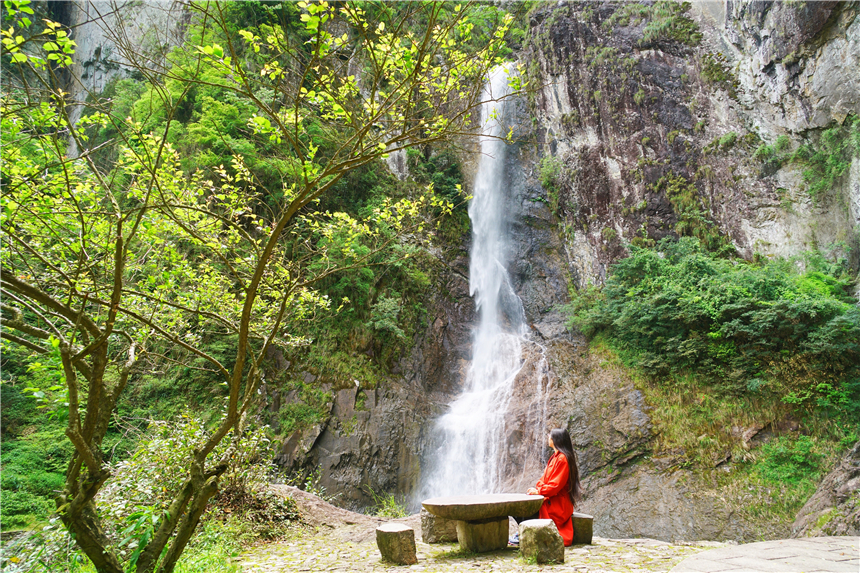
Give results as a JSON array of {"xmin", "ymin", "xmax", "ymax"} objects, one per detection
[
  {"xmin": 65, "ymin": 1, "xmax": 189, "ymax": 127},
  {"xmin": 525, "ymin": 1, "xmax": 859, "ymax": 287},
  {"xmin": 716, "ymin": 1, "xmax": 859, "ymax": 133},
  {"xmin": 792, "ymin": 440, "xmax": 860, "ymax": 537},
  {"xmin": 267, "ymin": 248, "xmax": 477, "ymax": 510}
]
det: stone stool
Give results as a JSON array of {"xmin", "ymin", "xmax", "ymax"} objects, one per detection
[
  {"xmin": 519, "ymin": 519, "xmax": 564, "ymax": 564},
  {"xmin": 421, "ymin": 508, "xmax": 458, "ymax": 543},
  {"xmin": 572, "ymin": 512, "xmax": 594, "ymax": 545},
  {"xmin": 376, "ymin": 523, "xmax": 418, "ymax": 565}
]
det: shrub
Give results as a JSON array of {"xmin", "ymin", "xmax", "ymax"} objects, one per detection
[
  {"xmin": 756, "ymin": 435, "xmax": 823, "ymax": 484},
  {"xmin": 565, "ymin": 237, "xmax": 860, "ymax": 415},
  {"xmin": 794, "ymin": 114, "xmax": 860, "ymax": 200}
]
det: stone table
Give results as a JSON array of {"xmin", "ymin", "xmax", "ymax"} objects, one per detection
[{"xmin": 422, "ymin": 494, "xmax": 544, "ymax": 552}]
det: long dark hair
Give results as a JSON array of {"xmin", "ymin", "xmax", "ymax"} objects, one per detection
[{"xmin": 550, "ymin": 428, "xmax": 583, "ymax": 506}]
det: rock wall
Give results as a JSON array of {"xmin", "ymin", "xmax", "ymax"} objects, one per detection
[
  {"xmin": 525, "ymin": 1, "xmax": 859, "ymax": 287},
  {"xmin": 792, "ymin": 440, "xmax": 860, "ymax": 537},
  {"xmin": 64, "ymin": 1, "xmax": 188, "ymax": 126}
]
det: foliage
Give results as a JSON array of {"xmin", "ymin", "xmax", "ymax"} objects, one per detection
[
  {"xmin": 364, "ymin": 486, "xmax": 408, "ymax": 518},
  {"xmin": 753, "ymin": 134, "xmax": 792, "ymax": 171},
  {"xmin": 564, "ymin": 238, "xmax": 860, "ymax": 416},
  {"xmin": 603, "ymin": 1, "xmax": 701, "ymax": 47},
  {"xmin": 755, "ymin": 435, "xmax": 823, "ymax": 484},
  {"xmin": 1, "ymin": 415, "xmax": 294, "ymax": 572},
  {"xmin": 539, "ymin": 155, "xmax": 563, "ymax": 213},
  {"xmin": 793, "ymin": 114, "xmax": 860, "ymax": 200},
  {"xmin": 651, "ymin": 173, "xmax": 730, "ymax": 252},
  {"xmin": 700, "ymin": 52, "xmax": 739, "ymax": 98},
  {"xmin": 752, "ymin": 115, "xmax": 860, "ymax": 200}
]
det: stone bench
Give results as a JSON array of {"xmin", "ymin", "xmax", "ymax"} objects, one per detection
[
  {"xmin": 422, "ymin": 494, "xmax": 544, "ymax": 552},
  {"xmin": 376, "ymin": 523, "xmax": 417, "ymax": 565},
  {"xmin": 519, "ymin": 519, "xmax": 564, "ymax": 564}
]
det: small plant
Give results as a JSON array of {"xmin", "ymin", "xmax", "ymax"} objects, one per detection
[
  {"xmin": 701, "ymin": 52, "xmax": 739, "ymax": 98},
  {"xmin": 365, "ymin": 486, "xmax": 408, "ymax": 518},
  {"xmin": 718, "ymin": 131, "xmax": 738, "ymax": 150},
  {"xmin": 634, "ymin": 88, "xmax": 646, "ymax": 105},
  {"xmin": 603, "ymin": 1, "xmax": 701, "ymax": 46},
  {"xmin": 794, "ymin": 114, "xmax": 860, "ymax": 200}
]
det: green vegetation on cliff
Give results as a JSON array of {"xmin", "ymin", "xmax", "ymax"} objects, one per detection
[{"xmin": 566, "ymin": 238, "xmax": 859, "ymax": 416}]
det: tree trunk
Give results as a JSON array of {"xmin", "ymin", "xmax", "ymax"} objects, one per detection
[{"xmin": 59, "ymin": 497, "xmax": 124, "ymax": 573}]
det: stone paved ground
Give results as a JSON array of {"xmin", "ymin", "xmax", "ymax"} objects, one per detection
[
  {"xmin": 237, "ymin": 532, "xmax": 726, "ymax": 573},
  {"xmin": 670, "ymin": 536, "xmax": 859, "ymax": 573}
]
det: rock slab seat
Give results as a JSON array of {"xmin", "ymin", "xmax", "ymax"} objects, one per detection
[
  {"xmin": 572, "ymin": 512, "xmax": 593, "ymax": 544},
  {"xmin": 519, "ymin": 519, "xmax": 565, "ymax": 564},
  {"xmin": 376, "ymin": 523, "xmax": 417, "ymax": 565},
  {"xmin": 421, "ymin": 508, "xmax": 458, "ymax": 543}
]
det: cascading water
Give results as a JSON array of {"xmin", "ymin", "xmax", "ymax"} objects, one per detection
[{"xmin": 422, "ymin": 63, "xmax": 539, "ymax": 497}]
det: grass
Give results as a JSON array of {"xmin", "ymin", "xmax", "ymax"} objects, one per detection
[
  {"xmin": 364, "ymin": 486, "xmax": 409, "ymax": 518},
  {"xmin": 588, "ymin": 337, "xmax": 854, "ymax": 466},
  {"xmin": 433, "ymin": 546, "xmax": 480, "ymax": 560}
]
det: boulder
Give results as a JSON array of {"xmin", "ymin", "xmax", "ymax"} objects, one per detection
[
  {"xmin": 572, "ymin": 512, "xmax": 593, "ymax": 544},
  {"xmin": 375, "ymin": 523, "xmax": 417, "ymax": 565},
  {"xmin": 519, "ymin": 519, "xmax": 564, "ymax": 564},
  {"xmin": 421, "ymin": 508, "xmax": 458, "ymax": 543}
]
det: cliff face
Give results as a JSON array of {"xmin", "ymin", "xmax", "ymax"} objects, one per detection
[
  {"xmin": 63, "ymin": 1, "xmax": 188, "ymax": 126},
  {"xmin": 526, "ymin": 1, "xmax": 859, "ymax": 288}
]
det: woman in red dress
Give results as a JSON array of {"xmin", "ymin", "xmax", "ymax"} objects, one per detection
[{"xmin": 526, "ymin": 428, "xmax": 583, "ymax": 546}]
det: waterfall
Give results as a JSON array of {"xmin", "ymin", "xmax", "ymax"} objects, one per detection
[{"xmin": 422, "ymin": 63, "xmax": 532, "ymax": 497}]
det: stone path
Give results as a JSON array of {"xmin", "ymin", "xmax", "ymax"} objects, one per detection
[
  {"xmin": 238, "ymin": 533, "xmax": 727, "ymax": 572},
  {"xmin": 670, "ymin": 536, "xmax": 859, "ymax": 573},
  {"xmin": 240, "ymin": 489, "xmax": 858, "ymax": 572}
]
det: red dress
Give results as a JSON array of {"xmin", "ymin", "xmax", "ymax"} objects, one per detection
[{"xmin": 535, "ymin": 451, "xmax": 574, "ymax": 545}]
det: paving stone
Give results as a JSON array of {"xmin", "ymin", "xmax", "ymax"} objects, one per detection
[{"xmin": 671, "ymin": 536, "xmax": 859, "ymax": 573}]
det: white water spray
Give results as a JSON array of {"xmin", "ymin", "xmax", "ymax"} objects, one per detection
[{"xmin": 422, "ymin": 64, "xmax": 534, "ymax": 496}]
